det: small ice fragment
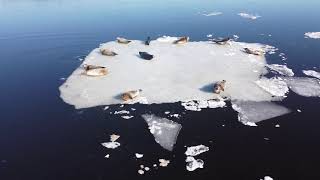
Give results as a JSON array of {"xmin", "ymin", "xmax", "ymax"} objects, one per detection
[
  {"xmin": 105, "ymin": 154, "xmax": 110, "ymax": 158},
  {"xmin": 182, "ymin": 99, "xmax": 226, "ymax": 111},
  {"xmin": 233, "ymin": 35, "xmax": 239, "ymax": 40},
  {"xmin": 114, "ymin": 110, "xmax": 129, "ymax": 115},
  {"xmin": 275, "ymin": 124, "xmax": 280, "ymax": 128},
  {"xmin": 142, "ymin": 114, "xmax": 182, "ymax": 151},
  {"xmin": 121, "ymin": 115, "xmax": 134, "ymax": 119},
  {"xmin": 159, "ymin": 159, "xmax": 170, "ymax": 167},
  {"xmin": 283, "ymin": 77, "xmax": 320, "ymax": 97},
  {"xmin": 232, "ymin": 101, "xmax": 291, "ymax": 126},
  {"xmin": 238, "ymin": 12, "xmax": 261, "ymax": 20},
  {"xmin": 303, "ymin": 70, "xmax": 320, "ymax": 79},
  {"xmin": 60, "ymin": 77, "xmax": 66, "ymax": 81},
  {"xmin": 185, "ymin": 145, "xmax": 209, "ymax": 156},
  {"xmin": 185, "ymin": 156, "xmax": 204, "ymax": 171},
  {"xmin": 264, "ymin": 138, "xmax": 270, "ymax": 140},
  {"xmin": 207, "ymin": 34, "xmax": 213, "ymax": 38},
  {"xmin": 164, "ymin": 111, "xmax": 170, "ymax": 114},
  {"xmin": 138, "ymin": 169, "xmax": 144, "ymax": 175},
  {"xmin": 297, "ymin": 109, "xmax": 301, "ymax": 112},
  {"xmin": 135, "ymin": 153, "xmax": 144, "ymax": 158},
  {"xmin": 131, "ymin": 108, "xmax": 136, "ymax": 111},
  {"xmin": 153, "ymin": 164, "xmax": 157, "ymax": 167},
  {"xmin": 304, "ymin": 32, "xmax": 320, "ymax": 39},
  {"xmin": 202, "ymin": 12, "xmax": 222, "ymax": 16},
  {"xmin": 260, "ymin": 176, "xmax": 273, "ymax": 180},
  {"xmin": 120, "ymin": 104, "xmax": 124, "ymax": 108},
  {"xmin": 101, "ymin": 142, "xmax": 120, "ymax": 149},
  {"xmin": 255, "ymin": 77, "xmax": 289, "ymax": 97},
  {"xmin": 144, "ymin": 167, "xmax": 150, "ymax": 171},
  {"xmin": 170, "ymin": 114, "xmax": 180, "ymax": 118},
  {"xmin": 140, "ymin": 165, "xmax": 144, "ymax": 169},
  {"xmin": 266, "ymin": 64, "xmax": 294, "ymax": 76},
  {"xmin": 103, "ymin": 106, "xmax": 109, "ymax": 110},
  {"xmin": 110, "ymin": 134, "xmax": 120, "ymax": 142}
]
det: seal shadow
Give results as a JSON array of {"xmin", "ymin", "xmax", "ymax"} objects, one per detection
[
  {"xmin": 199, "ymin": 83, "xmax": 214, "ymax": 93},
  {"xmin": 113, "ymin": 93, "xmax": 123, "ymax": 100}
]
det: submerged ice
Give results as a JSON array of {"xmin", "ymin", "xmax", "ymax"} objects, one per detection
[
  {"xmin": 59, "ymin": 37, "xmax": 281, "ymax": 109},
  {"xmin": 142, "ymin": 114, "xmax": 182, "ymax": 151}
]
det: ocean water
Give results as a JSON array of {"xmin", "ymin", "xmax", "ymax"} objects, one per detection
[{"xmin": 0, "ymin": 0, "xmax": 320, "ymax": 179}]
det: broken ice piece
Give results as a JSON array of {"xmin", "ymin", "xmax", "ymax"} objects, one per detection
[
  {"xmin": 103, "ymin": 106, "xmax": 109, "ymax": 110},
  {"xmin": 110, "ymin": 134, "xmax": 120, "ymax": 142},
  {"xmin": 304, "ymin": 32, "xmax": 320, "ymax": 39},
  {"xmin": 185, "ymin": 156, "xmax": 204, "ymax": 171},
  {"xmin": 142, "ymin": 114, "xmax": 182, "ymax": 151},
  {"xmin": 283, "ymin": 77, "xmax": 320, "ymax": 97},
  {"xmin": 238, "ymin": 12, "xmax": 261, "ymax": 20},
  {"xmin": 121, "ymin": 115, "xmax": 134, "ymax": 119},
  {"xmin": 185, "ymin": 145, "xmax": 209, "ymax": 156},
  {"xmin": 138, "ymin": 169, "xmax": 144, "ymax": 175},
  {"xmin": 135, "ymin": 153, "xmax": 144, "ymax": 158},
  {"xmin": 260, "ymin": 176, "xmax": 273, "ymax": 180},
  {"xmin": 266, "ymin": 64, "xmax": 294, "ymax": 76},
  {"xmin": 297, "ymin": 109, "xmax": 302, "ymax": 112},
  {"xmin": 159, "ymin": 159, "xmax": 170, "ymax": 167},
  {"xmin": 275, "ymin": 124, "xmax": 280, "ymax": 128},
  {"xmin": 101, "ymin": 142, "xmax": 120, "ymax": 149},
  {"xmin": 255, "ymin": 77, "xmax": 289, "ymax": 97},
  {"xmin": 105, "ymin": 154, "xmax": 110, "ymax": 158},
  {"xmin": 302, "ymin": 70, "xmax": 320, "ymax": 79},
  {"xmin": 231, "ymin": 101, "xmax": 291, "ymax": 126},
  {"xmin": 144, "ymin": 167, "xmax": 150, "ymax": 171},
  {"xmin": 114, "ymin": 110, "xmax": 130, "ymax": 115}
]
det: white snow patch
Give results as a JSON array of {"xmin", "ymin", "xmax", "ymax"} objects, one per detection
[
  {"xmin": 142, "ymin": 114, "xmax": 182, "ymax": 151},
  {"xmin": 267, "ymin": 64, "xmax": 294, "ymax": 76},
  {"xmin": 284, "ymin": 77, "xmax": 320, "ymax": 97},
  {"xmin": 305, "ymin": 32, "xmax": 320, "ymax": 39},
  {"xmin": 59, "ymin": 38, "xmax": 278, "ymax": 109},
  {"xmin": 186, "ymin": 156, "xmax": 204, "ymax": 171},
  {"xmin": 255, "ymin": 77, "xmax": 289, "ymax": 97},
  {"xmin": 303, "ymin": 70, "xmax": 320, "ymax": 79},
  {"xmin": 232, "ymin": 101, "xmax": 291, "ymax": 126},
  {"xmin": 185, "ymin": 145, "xmax": 209, "ymax": 156},
  {"xmin": 101, "ymin": 142, "xmax": 120, "ymax": 149},
  {"xmin": 238, "ymin": 12, "xmax": 261, "ymax": 20}
]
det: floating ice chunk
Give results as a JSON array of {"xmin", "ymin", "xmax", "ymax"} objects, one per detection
[
  {"xmin": 101, "ymin": 142, "xmax": 120, "ymax": 149},
  {"xmin": 121, "ymin": 115, "xmax": 134, "ymax": 119},
  {"xmin": 231, "ymin": 101, "xmax": 291, "ymax": 126},
  {"xmin": 255, "ymin": 77, "xmax": 289, "ymax": 97},
  {"xmin": 170, "ymin": 114, "xmax": 181, "ymax": 118},
  {"xmin": 304, "ymin": 32, "xmax": 320, "ymax": 39},
  {"xmin": 185, "ymin": 145, "xmax": 209, "ymax": 156},
  {"xmin": 182, "ymin": 99, "xmax": 226, "ymax": 111},
  {"xmin": 159, "ymin": 159, "xmax": 170, "ymax": 167},
  {"xmin": 186, "ymin": 157, "xmax": 204, "ymax": 171},
  {"xmin": 202, "ymin": 12, "xmax": 222, "ymax": 16},
  {"xmin": 260, "ymin": 176, "xmax": 273, "ymax": 180},
  {"xmin": 135, "ymin": 153, "xmax": 144, "ymax": 158},
  {"xmin": 142, "ymin": 114, "xmax": 182, "ymax": 151},
  {"xmin": 105, "ymin": 154, "xmax": 110, "ymax": 158},
  {"xmin": 207, "ymin": 34, "xmax": 213, "ymax": 38},
  {"xmin": 164, "ymin": 111, "xmax": 170, "ymax": 114},
  {"xmin": 144, "ymin": 167, "xmax": 150, "ymax": 171},
  {"xmin": 138, "ymin": 169, "xmax": 144, "ymax": 175},
  {"xmin": 266, "ymin": 64, "xmax": 294, "ymax": 76},
  {"xmin": 303, "ymin": 70, "xmax": 320, "ymax": 79},
  {"xmin": 297, "ymin": 109, "xmax": 302, "ymax": 112},
  {"xmin": 284, "ymin": 77, "xmax": 320, "ymax": 97},
  {"xmin": 103, "ymin": 106, "xmax": 109, "ymax": 110},
  {"xmin": 275, "ymin": 124, "xmax": 280, "ymax": 128},
  {"xmin": 238, "ymin": 12, "xmax": 261, "ymax": 20},
  {"xmin": 110, "ymin": 134, "xmax": 120, "ymax": 142},
  {"xmin": 114, "ymin": 110, "xmax": 130, "ymax": 115}
]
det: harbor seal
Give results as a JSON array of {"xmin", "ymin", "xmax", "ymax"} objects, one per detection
[
  {"xmin": 213, "ymin": 80, "xmax": 226, "ymax": 94},
  {"xmin": 83, "ymin": 64, "xmax": 108, "ymax": 76},
  {"xmin": 173, "ymin": 36, "xmax": 189, "ymax": 44},
  {"xmin": 139, "ymin": 52, "xmax": 154, "ymax": 60},
  {"xmin": 122, "ymin": 89, "xmax": 142, "ymax": 101},
  {"xmin": 212, "ymin": 37, "xmax": 231, "ymax": 45},
  {"xmin": 100, "ymin": 48, "xmax": 117, "ymax": 56},
  {"xmin": 145, "ymin": 36, "xmax": 151, "ymax": 45},
  {"xmin": 117, "ymin": 37, "xmax": 131, "ymax": 44},
  {"xmin": 243, "ymin": 47, "xmax": 265, "ymax": 56}
]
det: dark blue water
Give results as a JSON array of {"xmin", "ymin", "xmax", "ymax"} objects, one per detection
[{"xmin": 1, "ymin": 0, "xmax": 320, "ymax": 179}]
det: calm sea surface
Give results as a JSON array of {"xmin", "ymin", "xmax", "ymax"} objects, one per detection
[{"xmin": 0, "ymin": 0, "xmax": 320, "ymax": 179}]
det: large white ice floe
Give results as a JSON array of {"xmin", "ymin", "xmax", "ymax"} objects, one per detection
[
  {"xmin": 304, "ymin": 32, "xmax": 320, "ymax": 39},
  {"xmin": 185, "ymin": 145, "xmax": 209, "ymax": 156},
  {"xmin": 266, "ymin": 64, "xmax": 294, "ymax": 76},
  {"xmin": 284, "ymin": 77, "xmax": 320, "ymax": 97},
  {"xmin": 255, "ymin": 77, "xmax": 289, "ymax": 97},
  {"xmin": 142, "ymin": 114, "xmax": 182, "ymax": 151},
  {"xmin": 185, "ymin": 156, "xmax": 204, "ymax": 171},
  {"xmin": 303, "ymin": 70, "xmax": 320, "ymax": 79},
  {"xmin": 238, "ymin": 12, "xmax": 261, "ymax": 20},
  {"xmin": 231, "ymin": 101, "xmax": 291, "ymax": 126},
  {"xmin": 60, "ymin": 37, "xmax": 281, "ymax": 109}
]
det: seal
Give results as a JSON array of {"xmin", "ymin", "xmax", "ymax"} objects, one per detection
[
  {"xmin": 145, "ymin": 36, "xmax": 151, "ymax": 45},
  {"xmin": 212, "ymin": 37, "xmax": 231, "ymax": 45},
  {"xmin": 100, "ymin": 48, "xmax": 118, "ymax": 56},
  {"xmin": 243, "ymin": 47, "xmax": 265, "ymax": 56},
  {"xmin": 213, "ymin": 80, "xmax": 226, "ymax": 94},
  {"xmin": 117, "ymin": 37, "xmax": 131, "ymax": 44},
  {"xmin": 173, "ymin": 36, "xmax": 189, "ymax": 44},
  {"xmin": 139, "ymin": 52, "xmax": 154, "ymax": 60},
  {"xmin": 122, "ymin": 89, "xmax": 142, "ymax": 101},
  {"xmin": 83, "ymin": 64, "xmax": 108, "ymax": 76}
]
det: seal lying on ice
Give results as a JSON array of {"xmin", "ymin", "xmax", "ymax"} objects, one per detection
[
  {"xmin": 82, "ymin": 64, "xmax": 108, "ymax": 76},
  {"xmin": 213, "ymin": 80, "xmax": 226, "ymax": 94},
  {"xmin": 117, "ymin": 37, "xmax": 131, "ymax": 44},
  {"xmin": 122, "ymin": 89, "xmax": 142, "ymax": 101},
  {"xmin": 139, "ymin": 52, "xmax": 154, "ymax": 60},
  {"xmin": 243, "ymin": 47, "xmax": 265, "ymax": 56},
  {"xmin": 173, "ymin": 36, "xmax": 189, "ymax": 44},
  {"xmin": 212, "ymin": 37, "xmax": 231, "ymax": 45},
  {"xmin": 100, "ymin": 48, "xmax": 117, "ymax": 56}
]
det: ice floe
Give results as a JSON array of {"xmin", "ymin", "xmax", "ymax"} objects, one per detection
[
  {"xmin": 238, "ymin": 12, "xmax": 261, "ymax": 20},
  {"xmin": 135, "ymin": 153, "xmax": 143, "ymax": 158},
  {"xmin": 60, "ymin": 37, "xmax": 279, "ymax": 109},
  {"xmin": 186, "ymin": 156, "xmax": 204, "ymax": 171},
  {"xmin": 181, "ymin": 99, "xmax": 226, "ymax": 111},
  {"xmin": 185, "ymin": 145, "xmax": 209, "ymax": 156},
  {"xmin": 266, "ymin": 64, "xmax": 294, "ymax": 76},
  {"xmin": 304, "ymin": 32, "xmax": 320, "ymax": 39},
  {"xmin": 121, "ymin": 115, "xmax": 134, "ymax": 119},
  {"xmin": 303, "ymin": 70, "xmax": 320, "ymax": 79},
  {"xmin": 255, "ymin": 77, "xmax": 289, "ymax": 97},
  {"xmin": 159, "ymin": 159, "xmax": 170, "ymax": 167},
  {"xmin": 110, "ymin": 134, "xmax": 120, "ymax": 142},
  {"xmin": 101, "ymin": 142, "xmax": 120, "ymax": 149},
  {"xmin": 114, "ymin": 110, "xmax": 130, "ymax": 115},
  {"xmin": 284, "ymin": 77, "xmax": 320, "ymax": 97},
  {"xmin": 202, "ymin": 12, "xmax": 222, "ymax": 16},
  {"xmin": 260, "ymin": 176, "xmax": 273, "ymax": 180},
  {"xmin": 142, "ymin": 114, "xmax": 182, "ymax": 151},
  {"xmin": 232, "ymin": 101, "xmax": 291, "ymax": 126}
]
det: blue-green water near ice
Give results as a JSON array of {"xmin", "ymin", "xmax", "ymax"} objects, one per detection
[{"xmin": 0, "ymin": 0, "xmax": 320, "ymax": 179}]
